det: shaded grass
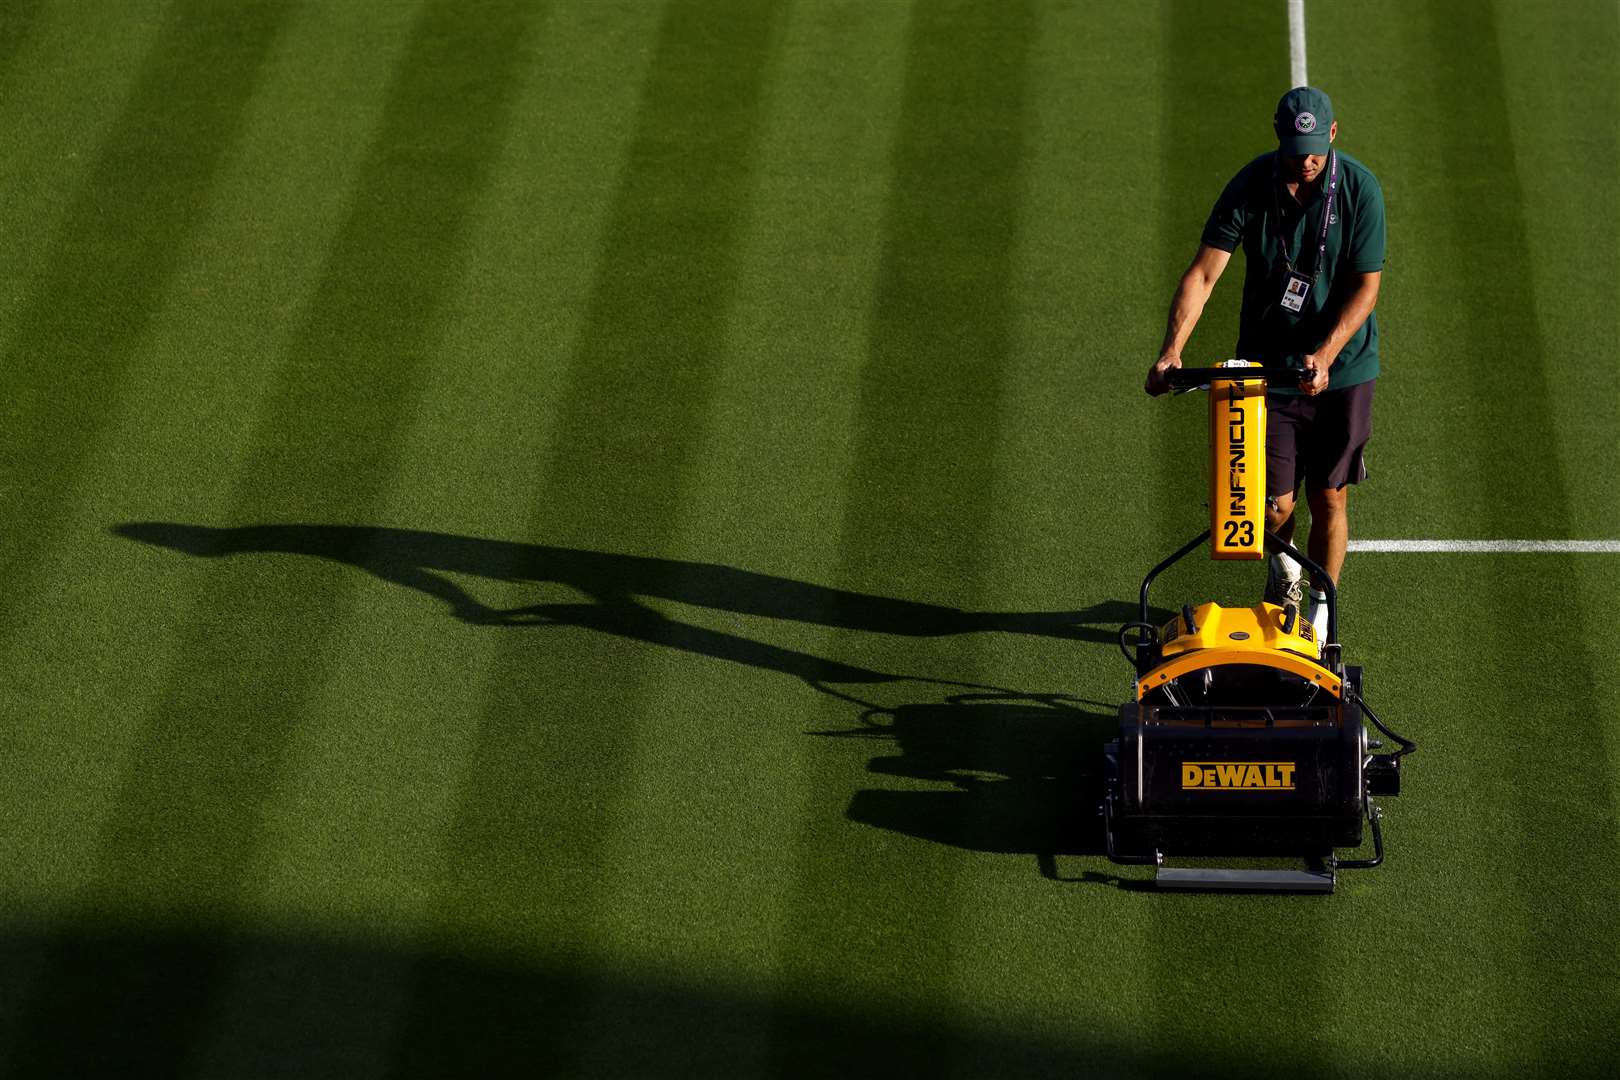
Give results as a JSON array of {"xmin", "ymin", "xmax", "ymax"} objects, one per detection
[{"xmin": 0, "ymin": 915, "xmax": 1280, "ymax": 1079}]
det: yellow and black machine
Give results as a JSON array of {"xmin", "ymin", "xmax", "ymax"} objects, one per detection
[{"xmin": 1105, "ymin": 361, "xmax": 1416, "ymax": 892}]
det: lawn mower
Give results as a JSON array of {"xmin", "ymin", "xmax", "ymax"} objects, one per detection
[{"xmin": 1104, "ymin": 361, "xmax": 1416, "ymax": 892}]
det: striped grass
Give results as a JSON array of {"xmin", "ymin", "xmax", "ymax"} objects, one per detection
[{"xmin": 0, "ymin": 2, "xmax": 1615, "ymax": 1075}]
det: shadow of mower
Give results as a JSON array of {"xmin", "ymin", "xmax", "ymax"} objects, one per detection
[{"xmin": 812, "ymin": 689, "xmax": 1122, "ymax": 874}]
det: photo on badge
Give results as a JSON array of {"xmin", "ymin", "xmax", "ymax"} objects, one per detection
[{"xmin": 1281, "ymin": 273, "xmax": 1310, "ymax": 312}]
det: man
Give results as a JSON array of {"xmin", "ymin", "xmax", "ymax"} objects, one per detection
[{"xmin": 1144, "ymin": 86, "xmax": 1386, "ymax": 637}]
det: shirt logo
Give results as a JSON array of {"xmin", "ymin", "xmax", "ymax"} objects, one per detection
[{"xmin": 1294, "ymin": 112, "xmax": 1317, "ymax": 133}]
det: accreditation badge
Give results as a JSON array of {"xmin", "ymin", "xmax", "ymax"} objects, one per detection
[{"xmin": 1280, "ymin": 272, "xmax": 1311, "ymax": 313}]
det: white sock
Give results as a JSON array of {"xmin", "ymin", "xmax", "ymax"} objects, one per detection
[{"xmin": 1309, "ymin": 588, "xmax": 1329, "ymax": 638}]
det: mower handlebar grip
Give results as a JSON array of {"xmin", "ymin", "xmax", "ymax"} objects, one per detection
[{"xmin": 1161, "ymin": 365, "xmax": 1297, "ymax": 389}]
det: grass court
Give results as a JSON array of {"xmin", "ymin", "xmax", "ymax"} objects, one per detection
[{"xmin": 0, "ymin": 1, "xmax": 1617, "ymax": 1075}]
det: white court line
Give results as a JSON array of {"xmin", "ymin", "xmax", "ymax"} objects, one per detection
[
  {"xmin": 1348, "ymin": 540, "xmax": 1620, "ymax": 554},
  {"xmin": 1287, "ymin": 0, "xmax": 1309, "ymax": 87}
]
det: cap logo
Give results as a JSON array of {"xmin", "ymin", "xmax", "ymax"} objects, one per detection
[{"xmin": 1294, "ymin": 112, "xmax": 1317, "ymax": 133}]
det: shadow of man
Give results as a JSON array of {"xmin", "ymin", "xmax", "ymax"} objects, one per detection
[
  {"xmin": 115, "ymin": 521, "xmax": 1155, "ymax": 880},
  {"xmin": 114, "ymin": 522, "xmax": 1145, "ymax": 688}
]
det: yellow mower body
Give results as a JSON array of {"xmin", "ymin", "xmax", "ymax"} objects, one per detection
[{"xmin": 1135, "ymin": 602, "xmax": 1342, "ymax": 701}]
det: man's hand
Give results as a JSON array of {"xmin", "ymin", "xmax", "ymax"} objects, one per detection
[
  {"xmin": 1145, "ymin": 354, "xmax": 1183, "ymax": 396},
  {"xmin": 1298, "ymin": 354, "xmax": 1331, "ymax": 396},
  {"xmin": 1298, "ymin": 272, "xmax": 1378, "ymax": 397}
]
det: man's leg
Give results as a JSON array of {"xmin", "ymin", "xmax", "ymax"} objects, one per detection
[
  {"xmin": 1263, "ymin": 395, "xmax": 1306, "ymax": 608},
  {"xmin": 1302, "ymin": 483, "xmax": 1348, "ymax": 637},
  {"xmin": 1263, "ymin": 490, "xmax": 1307, "ymax": 607},
  {"xmin": 1297, "ymin": 379, "xmax": 1373, "ymax": 637},
  {"xmin": 1304, "ymin": 484, "xmax": 1349, "ymax": 586},
  {"xmin": 1266, "ymin": 490, "xmax": 1296, "ymax": 542}
]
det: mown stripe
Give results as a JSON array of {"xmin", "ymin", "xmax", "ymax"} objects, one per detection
[
  {"xmin": 2, "ymin": 4, "xmax": 539, "ymax": 1076},
  {"xmin": 104, "ymin": 0, "xmax": 537, "ymax": 906},
  {"xmin": 931, "ymin": 4, "xmax": 1167, "ymax": 1058},
  {"xmin": 0, "ymin": 0, "xmax": 42, "ymax": 76},
  {"xmin": 1149, "ymin": 4, "xmax": 1259, "ymax": 546},
  {"xmin": 389, "ymin": 2, "xmax": 784, "ymax": 1073},
  {"xmin": 0, "ymin": 1, "xmax": 286, "ymax": 628},
  {"xmin": 768, "ymin": 1, "xmax": 1034, "ymax": 1068},
  {"xmin": 1423, "ymin": 2, "xmax": 1620, "ymax": 1070},
  {"xmin": 1145, "ymin": 7, "xmax": 1334, "ymax": 1075},
  {"xmin": 551, "ymin": 9, "xmax": 914, "ymax": 1067},
  {"xmin": 0, "ymin": 0, "xmax": 429, "ymax": 919},
  {"xmin": 1432, "ymin": 13, "xmax": 1576, "ymax": 540}
]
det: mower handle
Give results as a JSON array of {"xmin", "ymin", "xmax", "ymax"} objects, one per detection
[{"xmin": 1161, "ymin": 364, "xmax": 1300, "ymax": 389}]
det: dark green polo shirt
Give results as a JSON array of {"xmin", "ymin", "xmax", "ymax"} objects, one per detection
[{"xmin": 1201, "ymin": 149, "xmax": 1386, "ymax": 392}]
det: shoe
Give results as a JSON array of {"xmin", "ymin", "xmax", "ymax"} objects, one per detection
[{"xmin": 1263, "ymin": 554, "xmax": 1305, "ymax": 609}]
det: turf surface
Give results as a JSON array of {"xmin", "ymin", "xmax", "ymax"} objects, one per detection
[{"xmin": 1, "ymin": 1, "xmax": 1617, "ymax": 1076}]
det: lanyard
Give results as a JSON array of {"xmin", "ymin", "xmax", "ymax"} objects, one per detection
[{"xmin": 1273, "ymin": 149, "xmax": 1338, "ymax": 279}]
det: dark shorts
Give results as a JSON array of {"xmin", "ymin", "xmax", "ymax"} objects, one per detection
[{"xmin": 1266, "ymin": 379, "xmax": 1375, "ymax": 497}]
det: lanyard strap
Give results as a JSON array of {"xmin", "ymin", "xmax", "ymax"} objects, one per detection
[{"xmin": 1274, "ymin": 149, "xmax": 1339, "ymax": 279}]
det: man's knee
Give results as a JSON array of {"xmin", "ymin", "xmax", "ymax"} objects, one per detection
[
  {"xmin": 1307, "ymin": 485, "xmax": 1348, "ymax": 517},
  {"xmin": 1267, "ymin": 491, "xmax": 1295, "ymax": 528}
]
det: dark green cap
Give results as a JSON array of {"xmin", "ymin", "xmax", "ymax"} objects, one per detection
[{"xmin": 1275, "ymin": 86, "xmax": 1333, "ymax": 155}]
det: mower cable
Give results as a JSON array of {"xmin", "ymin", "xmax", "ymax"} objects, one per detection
[
  {"xmin": 1344, "ymin": 687, "xmax": 1417, "ymax": 759},
  {"xmin": 1117, "ymin": 621, "xmax": 1157, "ymax": 666}
]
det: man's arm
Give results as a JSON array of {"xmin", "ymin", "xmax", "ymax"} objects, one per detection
[
  {"xmin": 1145, "ymin": 243, "xmax": 1232, "ymax": 395},
  {"xmin": 1299, "ymin": 270, "xmax": 1381, "ymax": 396}
]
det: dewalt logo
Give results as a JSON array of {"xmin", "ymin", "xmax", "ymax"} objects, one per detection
[{"xmin": 1181, "ymin": 761, "xmax": 1296, "ymax": 791}]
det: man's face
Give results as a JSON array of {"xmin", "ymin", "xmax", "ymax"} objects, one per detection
[
  {"xmin": 1280, "ymin": 152, "xmax": 1328, "ymax": 184},
  {"xmin": 1279, "ymin": 120, "xmax": 1337, "ymax": 184}
]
